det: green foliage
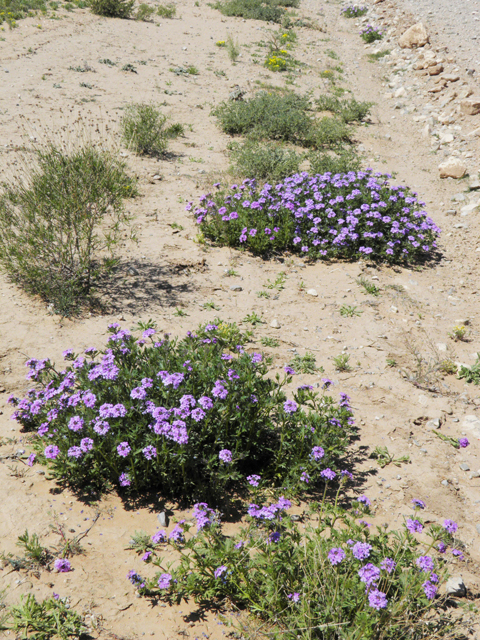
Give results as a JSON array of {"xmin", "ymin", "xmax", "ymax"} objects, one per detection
[
  {"xmin": 213, "ymin": 0, "xmax": 296, "ymax": 24},
  {"xmin": 121, "ymin": 63, "xmax": 137, "ymax": 72},
  {"xmin": 243, "ymin": 311, "xmax": 264, "ymax": 326},
  {"xmin": 448, "ymin": 325, "xmax": 468, "ymax": 342},
  {"xmin": 89, "ymin": 0, "xmax": 134, "ymax": 17},
  {"xmin": 339, "ymin": 305, "xmax": 362, "ymax": 317},
  {"xmin": 367, "ymin": 49, "xmax": 390, "ymax": 62},
  {"xmin": 432, "ymin": 431, "xmax": 462, "ymax": 450},
  {"xmin": 12, "ymin": 321, "xmax": 354, "ymax": 501},
  {"xmin": 386, "ymin": 357, "xmax": 397, "ymax": 368},
  {"xmin": 288, "ymin": 352, "xmax": 319, "ymax": 374},
  {"xmin": 135, "ymin": 2, "xmax": 155, "ymax": 20},
  {"xmin": 16, "ymin": 530, "xmax": 51, "ymax": 566},
  {"xmin": 260, "ymin": 336, "xmax": 279, "ymax": 347},
  {"xmin": 130, "ymin": 493, "xmax": 460, "ymax": 640},
  {"xmin": 458, "ymin": 356, "xmax": 480, "ymax": 383},
  {"xmin": 370, "ymin": 446, "xmax": 410, "ymax": 468},
  {"xmin": 439, "ymin": 359, "xmax": 457, "ymax": 376},
  {"xmin": 10, "ymin": 595, "xmax": 85, "ymax": 640},
  {"xmin": 156, "ymin": 1, "xmax": 175, "ymax": 16},
  {"xmin": 202, "ymin": 301, "xmax": 220, "ymax": 310},
  {"xmin": 308, "ymin": 147, "xmax": 361, "ymax": 174},
  {"xmin": 342, "ymin": 5, "xmax": 367, "ymax": 18},
  {"xmin": 121, "ymin": 103, "xmax": 183, "ymax": 156},
  {"xmin": 333, "ymin": 353, "xmax": 351, "ymax": 372},
  {"xmin": 0, "ymin": 141, "xmax": 136, "ymax": 315},
  {"xmin": 228, "ymin": 140, "xmax": 303, "ymax": 183},
  {"xmin": 0, "ymin": 0, "xmax": 47, "ymax": 25},
  {"xmin": 226, "ymin": 34, "xmax": 240, "ymax": 61},
  {"xmin": 173, "ymin": 307, "xmax": 187, "ymax": 317},
  {"xmin": 264, "ymin": 271, "xmax": 286, "ymax": 290},
  {"xmin": 356, "ymin": 276, "xmax": 380, "ymax": 296},
  {"xmin": 360, "ymin": 26, "xmax": 383, "ymax": 43},
  {"xmin": 316, "ymin": 94, "xmax": 372, "ymax": 123},
  {"xmin": 99, "ymin": 57, "xmax": 117, "ymax": 66}
]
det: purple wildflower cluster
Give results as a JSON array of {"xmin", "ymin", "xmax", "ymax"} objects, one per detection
[
  {"xmin": 360, "ymin": 25, "xmax": 383, "ymax": 42},
  {"xmin": 190, "ymin": 172, "xmax": 440, "ymax": 265},
  {"xmin": 248, "ymin": 496, "xmax": 292, "ymax": 520}
]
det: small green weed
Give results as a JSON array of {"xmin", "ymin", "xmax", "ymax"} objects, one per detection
[
  {"xmin": 260, "ymin": 336, "xmax": 279, "ymax": 347},
  {"xmin": 99, "ymin": 58, "xmax": 117, "ymax": 66},
  {"xmin": 309, "ymin": 147, "xmax": 361, "ymax": 174},
  {"xmin": 121, "ymin": 63, "xmax": 137, "ymax": 73},
  {"xmin": 226, "ymin": 34, "xmax": 240, "ymax": 62},
  {"xmin": 439, "ymin": 359, "xmax": 457, "ymax": 376},
  {"xmin": 316, "ymin": 94, "xmax": 372, "ymax": 123},
  {"xmin": 264, "ymin": 271, "xmax": 286, "ymax": 291},
  {"xmin": 288, "ymin": 352, "xmax": 319, "ymax": 374},
  {"xmin": 121, "ymin": 103, "xmax": 183, "ymax": 156},
  {"xmin": 367, "ymin": 49, "xmax": 390, "ymax": 62},
  {"xmin": 202, "ymin": 301, "xmax": 220, "ymax": 310},
  {"xmin": 256, "ymin": 290, "xmax": 270, "ymax": 299},
  {"xmin": 341, "ymin": 5, "xmax": 367, "ymax": 18},
  {"xmin": 90, "ymin": 0, "xmax": 134, "ymax": 17},
  {"xmin": 214, "ymin": 0, "xmax": 296, "ymax": 24},
  {"xmin": 458, "ymin": 355, "xmax": 480, "ymax": 384},
  {"xmin": 243, "ymin": 311, "xmax": 264, "ymax": 326},
  {"xmin": 174, "ymin": 307, "xmax": 187, "ymax": 317},
  {"xmin": 10, "ymin": 595, "xmax": 86, "ymax": 639},
  {"xmin": 370, "ymin": 446, "xmax": 410, "ymax": 468},
  {"xmin": 157, "ymin": 2, "xmax": 175, "ymax": 17},
  {"xmin": 386, "ymin": 357, "xmax": 397, "ymax": 368},
  {"xmin": 339, "ymin": 305, "xmax": 362, "ymax": 317},
  {"xmin": 16, "ymin": 530, "xmax": 51, "ymax": 566},
  {"xmin": 356, "ymin": 276, "xmax": 380, "ymax": 296},
  {"xmin": 333, "ymin": 353, "xmax": 351, "ymax": 372},
  {"xmin": 448, "ymin": 325, "xmax": 468, "ymax": 342},
  {"xmin": 135, "ymin": 2, "xmax": 155, "ymax": 20},
  {"xmin": 361, "ymin": 26, "xmax": 383, "ymax": 43},
  {"xmin": 224, "ymin": 268, "xmax": 239, "ymax": 277}
]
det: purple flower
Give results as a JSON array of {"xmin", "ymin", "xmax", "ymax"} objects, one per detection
[
  {"xmin": 423, "ymin": 581, "xmax": 437, "ymax": 600},
  {"xmin": 214, "ymin": 565, "xmax": 227, "ymax": 579},
  {"xmin": 131, "ymin": 387, "xmax": 147, "ymax": 400},
  {"xmin": 127, "ymin": 570, "xmax": 145, "ymax": 589},
  {"xmin": 251, "ymin": 353, "xmax": 262, "ymax": 364},
  {"xmin": 269, "ymin": 531, "xmax": 281, "ymax": 543},
  {"xmin": 283, "ymin": 400, "xmax": 298, "ymax": 414},
  {"xmin": 152, "ymin": 530, "xmax": 166, "ymax": 544},
  {"xmin": 284, "ymin": 366, "xmax": 295, "ymax": 375},
  {"xmin": 412, "ymin": 499, "xmax": 425, "ymax": 510},
  {"xmin": 83, "ymin": 392, "xmax": 96, "ymax": 408},
  {"xmin": 380, "ymin": 558, "xmax": 396, "ymax": 574},
  {"xmin": 68, "ymin": 416, "xmax": 84, "ymax": 432},
  {"xmin": 357, "ymin": 495, "xmax": 371, "ymax": 507},
  {"xmin": 143, "ymin": 445, "xmax": 157, "ymax": 460},
  {"xmin": 368, "ymin": 589, "xmax": 388, "ymax": 610},
  {"xmin": 437, "ymin": 542, "xmax": 447, "ymax": 553},
  {"xmin": 300, "ymin": 471, "xmax": 310, "ymax": 483},
  {"xmin": 93, "ymin": 420, "xmax": 110, "ymax": 436},
  {"xmin": 328, "ymin": 548, "xmax": 346, "ymax": 566},
  {"xmin": 27, "ymin": 453, "xmax": 36, "ymax": 467},
  {"xmin": 311, "ymin": 446, "xmax": 325, "ymax": 461},
  {"xmin": 406, "ymin": 518, "xmax": 423, "ymax": 534},
  {"xmin": 198, "ymin": 396, "xmax": 213, "ymax": 410},
  {"xmin": 451, "ymin": 549, "xmax": 464, "ymax": 560},
  {"xmin": 288, "ymin": 593, "xmax": 300, "ymax": 603},
  {"xmin": 321, "ymin": 378, "xmax": 333, "ymax": 389},
  {"xmin": 443, "ymin": 519, "xmax": 458, "ymax": 535},
  {"xmin": 219, "ymin": 449, "xmax": 232, "ymax": 463},
  {"xmin": 321, "ymin": 468, "xmax": 336, "ymax": 481},
  {"xmin": 352, "ymin": 542, "xmax": 372, "ymax": 560},
  {"xmin": 358, "ymin": 563, "xmax": 380, "ymax": 586},
  {"xmin": 212, "ymin": 382, "xmax": 228, "ymax": 399},
  {"xmin": 44, "ymin": 445, "xmax": 60, "ymax": 459},
  {"xmin": 169, "ymin": 524, "xmax": 184, "ymax": 542},
  {"xmin": 117, "ymin": 442, "xmax": 131, "ymax": 457},
  {"xmin": 80, "ymin": 438, "xmax": 94, "ymax": 452},
  {"xmin": 416, "ymin": 556, "xmax": 434, "ymax": 572},
  {"xmin": 142, "ymin": 551, "xmax": 152, "ymax": 562},
  {"xmin": 54, "ymin": 558, "xmax": 72, "ymax": 573},
  {"xmin": 247, "ymin": 474, "xmax": 261, "ymax": 487},
  {"xmin": 158, "ymin": 573, "xmax": 172, "ymax": 589},
  {"xmin": 458, "ymin": 438, "xmax": 469, "ymax": 448},
  {"xmin": 119, "ymin": 473, "xmax": 131, "ymax": 487}
]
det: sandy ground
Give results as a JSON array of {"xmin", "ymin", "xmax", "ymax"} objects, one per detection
[{"xmin": 1, "ymin": 0, "xmax": 480, "ymax": 637}]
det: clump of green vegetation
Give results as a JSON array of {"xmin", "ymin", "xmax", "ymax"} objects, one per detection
[
  {"xmin": 121, "ymin": 103, "xmax": 183, "ymax": 156},
  {"xmin": 226, "ymin": 34, "xmax": 240, "ymax": 62},
  {"xmin": 0, "ymin": 0, "xmax": 48, "ymax": 26},
  {"xmin": 367, "ymin": 49, "xmax": 390, "ymax": 62},
  {"xmin": 370, "ymin": 445, "xmax": 410, "ymax": 468},
  {"xmin": 0, "ymin": 140, "xmax": 137, "ymax": 315},
  {"xmin": 135, "ymin": 2, "xmax": 155, "ymax": 20},
  {"xmin": 341, "ymin": 4, "xmax": 367, "ymax": 18},
  {"xmin": 458, "ymin": 355, "xmax": 480, "ymax": 383},
  {"xmin": 9, "ymin": 595, "xmax": 86, "ymax": 639},
  {"xmin": 99, "ymin": 58, "xmax": 117, "ymax": 66},
  {"xmin": 333, "ymin": 353, "xmax": 351, "ymax": 372},
  {"xmin": 316, "ymin": 94, "xmax": 372, "ymax": 123},
  {"xmin": 448, "ymin": 325, "xmax": 468, "ymax": 342},
  {"xmin": 308, "ymin": 147, "xmax": 361, "ymax": 174},
  {"xmin": 243, "ymin": 311, "xmax": 264, "ymax": 326},
  {"xmin": 228, "ymin": 140, "xmax": 303, "ymax": 183},
  {"xmin": 170, "ymin": 65, "xmax": 199, "ymax": 76},
  {"xmin": 356, "ymin": 276, "xmax": 380, "ymax": 296},
  {"xmin": 121, "ymin": 63, "xmax": 137, "ymax": 73},
  {"xmin": 339, "ymin": 305, "xmax": 362, "ymax": 317},
  {"xmin": 214, "ymin": 0, "xmax": 297, "ymax": 24},
  {"xmin": 261, "ymin": 336, "xmax": 279, "ymax": 347},
  {"xmin": 288, "ymin": 352, "xmax": 319, "ymax": 374},
  {"xmin": 89, "ymin": 0, "xmax": 134, "ymax": 18},
  {"xmin": 157, "ymin": 1, "xmax": 175, "ymax": 17}
]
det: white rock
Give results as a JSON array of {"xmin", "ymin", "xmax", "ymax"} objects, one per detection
[
  {"xmin": 306, "ymin": 289, "xmax": 318, "ymax": 297},
  {"xmin": 462, "ymin": 414, "xmax": 480, "ymax": 437},
  {"xmin": 438, "ymin": 157, "xmax": 467, "ymax": 179},
  {"xmin": 270, "ymin": 319, "xmax": 281, "ymax": 329},
  {"xmin": 394, "ymin": 87, "xmax": 406, "ymax": 98},
  {"xmin": 436, "ymin": 343, "xmax": 447, "ymax": 352},
  {"xmin": 460, "ymin": 203, "xmax": 480, "ymax": 216},
  {"xmin": 440, "ymin": 133, "xmax": 454, "ymax": 144},
  {"xmin": 460, "ymin": 98, "xmax": 480, "ymax": 116},
  {"xmin": 398, "ymin": 23, "xmax": 429, "ymax": 49},
  {"xmin": 445, "ymin": 576, "xmax": 466, "ymax": 597}
]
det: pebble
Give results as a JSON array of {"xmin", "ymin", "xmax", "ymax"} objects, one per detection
[
  {"xmin": 445, "ymin": 576, "xmax": 466, "ymax": 597},
  {"xmin": 441, "ymin": 479, "xmax": 449, "ymax": 486},
  {"xmin": 459, "ymin": 463, "xmax": 470, "ymax": 471},
  {"xmin": 306, "ymin": 289, "xmax": 318, "ymax": 297},
  {"xmin": 230, "ymin": 285, "xmax": 242, "ymax": 292},
  {"xmin": 476, "ymin": 523, "xmax": 480, "ymax": 535},
  {"xmin": 270, "ymin": 319, "xmax": 281, "ymax": 329},
  {"xmin": 157, "ymin": 512, "xmax": 168, "ymax": 527},
  {"xmin": 426, "ymin": 418, "xmax": 441, "ymax": 429}
]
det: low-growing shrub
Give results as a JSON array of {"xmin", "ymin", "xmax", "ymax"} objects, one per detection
[
  {"xmin": 458, "ymin": 355, "xmax": 480, "ymax": 384},
  {"xmin": 89, "ymin": 0, "xmax": 134, "ymax": 17},
  {"xmin": 9, "ymin": 594, "xmax": 85, "ymax": 639},
  {"xmin": 189, "ymin": 171, "xmax": 440, "ymax": 264},
  {"xmin": 0, "ymin": 141, "xmax": 137, "ymax": 315},
  {"xmin": 121, "ymin": 103, "xmax": 183, "ymax": 156},
  {"xmin": 156, "ymin": 1, "xmax": 175, "ymax": 17},
  {"xmin": 128, "ymin": 493, "xmax": 464, "ymax": 640},
  {"xmin": 228, "ymin": 140, "xmax": 303, "ymax": 183},
  {"xmin": 361, "ymin": 25, "xmax": 383, "ymax": 43},
  {"xmin": 135, "ymin": 2, "xmax": 155, "ymax": 20},
  {"xmin": 342, "ymin": 4, "xmax": 367, "ymax": 18},
  {"xmin": 0, "ymin": 0, "xmax": 47, "ymax": 25},
  {"xmin": 316, "ymin": 94, "xmax": 373, "ymax": 123},
  {"xmin": 10, "ymin": 321, "xmax": 354, "ymax": 500},
  {"xmin": 314, "ymin": 116, "xmax": 352, "ymax": 147},
  {"xmin": 213, "ymin": 0, "xmax": 296, "ymax": 23},
  {"xmin": 226, "ymin": 34, "xmax": 240, "ymax": 62},
  {"xmin": 308, "ymin": 148, "xmax": 361, "ymax": 174}
]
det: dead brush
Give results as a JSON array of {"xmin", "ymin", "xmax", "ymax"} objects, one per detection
[{"xmin": 398, "ymin": 330, "xmax": 456, "ymax": 393}]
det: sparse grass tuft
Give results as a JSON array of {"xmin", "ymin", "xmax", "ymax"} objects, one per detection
[
  {"xmin": 214, "ymin": 0, "xmax": 296, "ymax": 24},
  {"xmin": 121, "ymin": 103, "xmax": 183, "ymax": 156},
  {"xmin": 156, "ymin": 1, "xmax": 175, "ymax": 17},
  {"xmin": 288, "ymin": 352, "xmax": 319, "ymax": 374},
  {"xmin": 367, "ymin": 49, "xmax": 390, "ymax": 62},
  {"xmin": 135, "ymin": 2, "xmax": 155, "ymax": 20},
  {"xmin": 356, "ymin": 276, "xmax": 380, "ymax": 296},
  {"xmin": 316, "ymin": 94, "xmax": 372, "ymax": 123},
  {"xmin": 339, "ymin": 305, "xmax": 362, "ymax": 317},
  {"xmin": 333, "ymin": 353, "xmax": 351, "ymax": 372},
  {"xmin": 89, "ymin": 0, "xmax": 134, "ymax": 18},
  {"xmin": 226, "ymin": 34, "xmax": 240, "ymax": 62},
  {"xmin": 228, "ymin": 139, "xmax": 303, "ymax": 183}
]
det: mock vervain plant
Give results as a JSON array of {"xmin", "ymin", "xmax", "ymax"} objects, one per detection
[
  {"xmin": 188, "ymin": 172, "xmax": 440, "ymax": 264},
  {"xmin": 361, "ymin": 25, "xmax": 383, "ymax": 43},
  {"xmin": 127, "ymin": 493, "xmax": 465, "ymax": 640},
  {"xmin": 0, "ymin": 141, "xmax": 137, "ymax": 315},
  {"xmin": 341, "ymin": 5, "xmax": 367, "ymax": 18},
  {"xmin": 10, "ymin": 321, "xmax": 354, "ymax": 500}
]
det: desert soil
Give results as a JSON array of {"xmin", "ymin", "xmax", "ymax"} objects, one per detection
[{"xmin": 1, "ymin": 0, "xmax": 480, "ymax": 637}]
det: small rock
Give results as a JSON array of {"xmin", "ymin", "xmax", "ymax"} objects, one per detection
[
  {"xmin": 390, "ymin": 305, "xmax": 398, "ymax": 313},
  {"xmin": 460, "ymin": 97, "xmax": 480, "ymax": 116},
  {"xmin": 445, "ymin": 209, "xmax": 457, "ymax": 216},
  {"xmin": 460, "ymin": 203, "xmax": 480, "ymax": 216},
  {"xmin": 394, "ymin": 87, "xmax": 406, "ymax": 98},
  {"xmin": 427, "ymin": 418, "xmax": 441, "ymax": 429},
  {"xmin": 230, "ymin": 285, "xmax": 243, "ymax": 292},
  {"xmin": 270, "ymin": 319, "xmax": 281, "ymax": 329},
  {"xmin": 157, "ymin": 512, "xmax": 169, "ymax": 527},
  {"xmin": 399, "ymin": 23, "xmax": 429, "ymax": 49},
  {"xmin": 436, "ymin": 343, "xmax": 447, "ymax": 352},
  {"xmin": 428, "ymin": 64, "xmax": 444, "ymax": 76},
  {"xmin": 438, "ymin": 157, "xmax": 467, "ymax": 179},
  {"xmin": 470, "ymin": 471, "xmax": 480, "ymax": 479},
  {"xmin": 441, "ymin": 479, "xmax": 449, "ymax": 486},
  {"xmin": 451, "ymin": 193, "xmax": 467, "ymax": 202},
  {"xmin": 306, "ymin": 289, "xmax": 318, "ymax": 297},
  {"xmin": 476, "ymin": 523, "xmax": 480, "ymax": 534},
  {"xmin": 469, "ymin": 176, "xmax": 480, "ymax": 190},
  {"xmin": 443, "ymin": 74, "xmax": 460, "ymax": 83},
  {"xmin": 127, "ymin": 266, "xmax": 139, "ymax": 276},
  {"xmin": 459, "ymin": 463, "xmax": 470, "ymax": 471},
  {"xmin": 445, "ymin": 576, "xmax": 466, "ymax": 597},
  {"xmin": 440, "ymin": 132, "xmax": 454, "ymax": 144}
]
